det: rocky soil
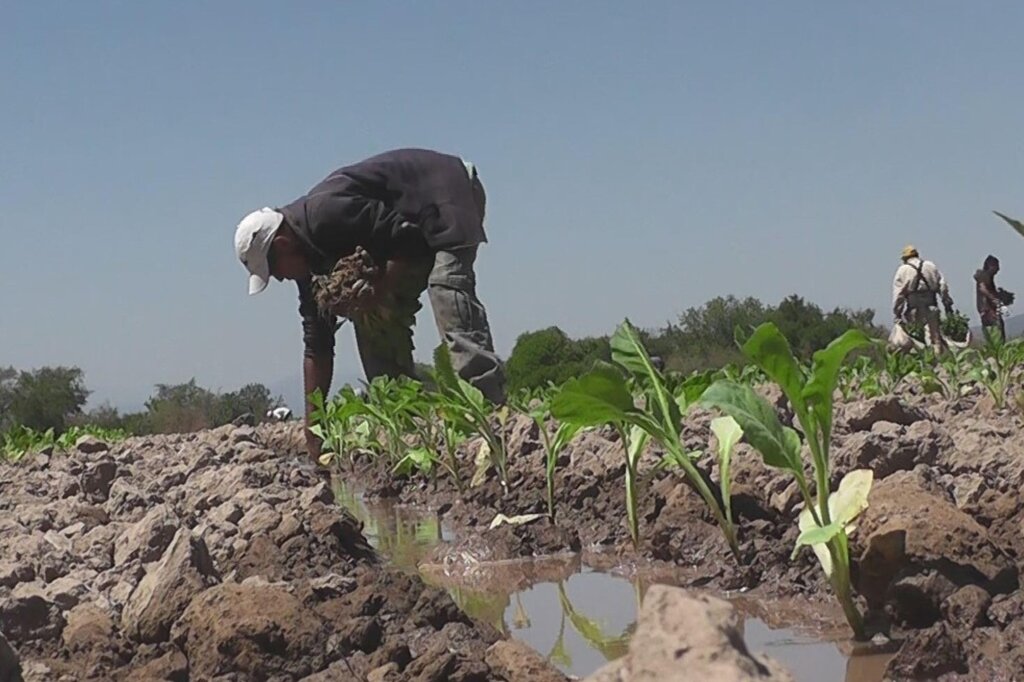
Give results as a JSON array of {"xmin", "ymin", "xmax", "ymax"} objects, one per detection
[
  {"xmin": 332, "ymin": 388, "xmax": 1024, "ymax": 680},
  {"xmin": 0, "ymin": 425, "xmax": 575, "ymax": 681}
]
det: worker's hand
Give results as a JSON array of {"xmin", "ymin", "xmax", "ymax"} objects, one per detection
[{"xmin": 339, "ymin": 247, "xmax": 385, "ymax": 317}]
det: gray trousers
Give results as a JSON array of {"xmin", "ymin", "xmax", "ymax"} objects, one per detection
[
  {"xmin": 352, "ymin": 173, "xmax": 506, "ymax": 403},
  {"xmin": 905, "ymin": 295, "xmax": 946, "ymax": 353}
]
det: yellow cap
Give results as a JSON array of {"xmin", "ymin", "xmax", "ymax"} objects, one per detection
[{"xmin": 901, "ymin": 244, "xmax": 919, "ymax": 259}]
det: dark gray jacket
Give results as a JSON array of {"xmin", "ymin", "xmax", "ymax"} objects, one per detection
[{"xmin": 281, "ymin": 149, "xmax": 485, "ymax": 357}]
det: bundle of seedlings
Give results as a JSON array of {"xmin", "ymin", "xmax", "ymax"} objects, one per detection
[{"xmin": 313, "ymin": 246, "xmax": 386, "ymax": 322}]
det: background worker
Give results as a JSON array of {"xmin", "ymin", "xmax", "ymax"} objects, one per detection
[
  {"xmin": 975, "ymin": 255, "xmax": 1010, "ymax": 341},
  {"xmin": 892, "ymin": 245, "xmax": 954, "ymax": 352}
]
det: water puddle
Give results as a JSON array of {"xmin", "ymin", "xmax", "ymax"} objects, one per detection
[{"xmin": 334, "ymin": 482, "xmax": 890, "ymax": 681}]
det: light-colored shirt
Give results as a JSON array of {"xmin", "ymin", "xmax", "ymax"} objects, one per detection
[{"xmin": 892, "ymin": 257, "xmax": 949, "ymax": 305}]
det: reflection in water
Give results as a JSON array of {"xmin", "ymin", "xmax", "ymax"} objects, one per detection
[{"xmin": 335, "ymin": 482, "xmax": 889, "ymax": 682}]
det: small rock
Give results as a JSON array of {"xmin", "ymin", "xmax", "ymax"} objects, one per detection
[
  {"xmin": 367, "ymin": 662, "xmax": 400, "ymax": 682},
  {"xmin": 0, "ymin": 562, "xmax": 34, "ymax": 589},
  {"xmin": 0, "ymin": 630, "xmax": 20, "ymax": 682},
  {"xmin": 0, "ymin": 591, "xmax": 65, "ymax": 644},
  {"xmin": 75, "ymin": 435, "xmax": 110, "ymax": 454},
  {"xmin": 208, "ymin": 501, "xmax": 244, "ymax": 527},
  {"xmin": 237, "ymin": 503, "xmax": 281, "ymax": 539},
  {"xmin": 122, "ymin": 647, "xmax": 188, "ymax": 682},
  {"xmin": 943, "ymin": 585, "xmax": 991, "ymax": 630},
  {"xmin": 106, "ymin": 479, "xmax": 154, "ymax": 519},
  {"xmin": 884, "ymin": 622, "xmax": 966, "ymax": 679},
  {"xmin": 308, "ymin": 573, "xmax": 356, "ymax": 600},
  {"xmin": 62, "ymin": 603, "xmax": 115, "ymax": 652},
  {"xmin": 486, "ymin": 639, "xmax": 566, "ymax": 682},
  {"xmin": 300, "ymin": 482, "xmax": 334, "ymax": 507},
  {"xmin": 122, "ymin": 529, "xmax": 220, "ymax": 643},
  {"xmin": 230, "ymin": 426, "xmax": 257, "ymax": 444},
  {"xmin": 80, "ymin": 458, "xmax": 118, "ymax": 502},
  {"xmin": 114, "ymin": 504, "xmax": 180, "ymax": 567},
  {"xmin": 172, "ymin": 583, "xmax": 327, "ymax": 679},
  {"xmin": 845, "ymin": 397, "xmax": 929, "ymax": 431},
  {"xmin": 41, "ymin": 574, "xmax": 90, "ymax": 611}
]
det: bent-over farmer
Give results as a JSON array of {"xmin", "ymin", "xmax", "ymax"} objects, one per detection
[{"xmin": 234, "ymin": 148, "xmax": 506, "ymax": 460}]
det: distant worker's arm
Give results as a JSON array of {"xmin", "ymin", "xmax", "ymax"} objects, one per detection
[
  {"xmin": 938, "ymin": 272, "xmax": 954, "ymax": 311},
  {"xmin": 891, "ymin": 268, "xmax": 908, "ymax": 317},
  {"xmin": 298, "ymin": 280, "xmax": 337, "ymax": 462}
]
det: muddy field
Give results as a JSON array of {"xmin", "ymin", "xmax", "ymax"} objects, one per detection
[
  {"xmin": 0, "ymin": 386, "xmax": 1021, "ymax": 680},
  {"xmin": 314, "ymin": 388, "xmax": 1024, "ymax": 680},
  {"xmin": 0, "ymin": 426, "xmax": 569, "ymax": 681}
]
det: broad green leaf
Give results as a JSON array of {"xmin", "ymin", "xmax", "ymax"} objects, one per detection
[
  {"xmin": 700, "ymin": 380, "xmax": 803, "ymax": 474},
  {"xmin": 739, "ymin": 323, "xmax": 809, "ymax": 424},
  {"xmin": 610, "ymin": 320, "xmax": 680, "ymax": 431},
  {"xmin": 993, "ymin": 210, "xmax": 1024, "ymax": 239},
  {"xmin": 550, "ymin": 362, "xmax": 635, "ymax": 427},
  {"xmin": 802, "ymin": 329, "xmax": 873, "ymax": 439},
  {"xmin": 677, "ymin": 372, "xmax": 714, "ymax": 412},
  {"xmin": 489, "ymin": 512, "xmax": 545, "ymax": 529}
]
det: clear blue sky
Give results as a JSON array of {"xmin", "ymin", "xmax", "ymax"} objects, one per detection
[{"xmin": 3, "ymin": 1, "xmax": 1022, "ymax": 410}]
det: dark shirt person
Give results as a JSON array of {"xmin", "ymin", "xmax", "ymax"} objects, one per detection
[
  {"xmin": 234, "ymin": 149, "xmax": 506, "ymax": 460},
  {"xmin": 975, "ymin": 255, "xmax": 1006, "ymax": 341}
]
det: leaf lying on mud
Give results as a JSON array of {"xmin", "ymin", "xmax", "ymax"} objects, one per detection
[
  {"xmin": 796, "ymin": 469, "xmax": 874, "ymax": 576},
  {"xmin": 489, "ymin": 513, "xmax": 545, "ymax": 529}
]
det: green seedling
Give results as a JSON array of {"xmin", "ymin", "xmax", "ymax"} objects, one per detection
[
  {"xmin": 701, "ymin": 322, "xmax": 873, "ymax": 639},
  {"xmin": 520, "ymin": 395, "xmax": 581, "ymax": 520},
  {"xmin": 553, "ymin": 321, "xmax": 740, "ymax": 557},
  {"xmin": 969, "ymin": 329, "xmax": 1024, "ymax": 409},
  {"xmin": 431, "ymin": 344, "xmax": 510, "ymax": 490}
]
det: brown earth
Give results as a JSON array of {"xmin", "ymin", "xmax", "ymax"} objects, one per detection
[
  {"xmin": 0, "ymin": 425, "xmax": 567, "ymax": 681},
  {"xmin": 312, "ymin": 386, "xmax": 1024, "ymax": 680}
]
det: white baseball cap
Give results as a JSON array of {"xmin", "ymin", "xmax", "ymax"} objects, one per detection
[{"xmin": 234, "ymin": 208, "xmax": 285, "ymax": 295}]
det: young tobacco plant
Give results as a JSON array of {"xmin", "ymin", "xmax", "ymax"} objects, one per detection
[
  {"xmin": 308, "ymin": 387, "xmax": 384, "ymax": 466},
  {"xmin": 431, "ymin": 344, "xmax": 510, "ymax": 490},
  {"xmin": 522, "ymin": 396, "xmax": 581, "ymax": 520},
  {"xmin": 969, "ymin": 329, "xmax": 1024, "ymax": 409},
  {"xmin": 552, "ymin": 321, "xmax": 740, "ymax": 558},
  {"xmin": 700, "ymin": 322, "xmax": 874, "ymax": 639}
]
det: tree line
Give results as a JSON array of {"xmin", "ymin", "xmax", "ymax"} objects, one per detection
[
  {"xmin": 505, "ymin": 294, "xmax": 885, "ymax": 392},
  {"xmin": 0, "ymin": 367, "xmax": 282, "ymax": 437}
]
